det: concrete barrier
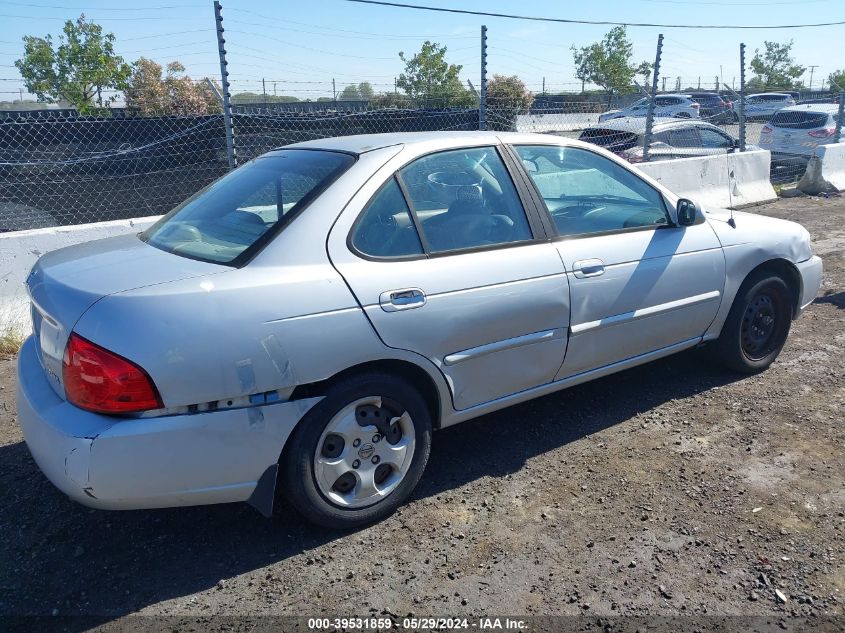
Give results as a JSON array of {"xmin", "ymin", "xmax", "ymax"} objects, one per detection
[
  {"xmin": 797, "ymin": 143, "xmax": 845, "ymax": 195},
  {"xmin": 636, "ymin": 149, "xmax": 777, "ymax": 209},
  {"xmin": 1, "ymin": 215, "xmax": 160, "ymax": 336}
]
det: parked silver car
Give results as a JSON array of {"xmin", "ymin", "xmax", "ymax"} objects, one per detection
[
  {"xmin": 579, "ymin": 117, "xmax": 756, "ymax": 162},
  {"xmin": 598, "ymin": 94, "xmax": 700, "ymax": 122},
  {"xmin": 742, "ymin": 93, "xmax": 796, "ymax": 121},
  {"xmin": 758, "ymin": 103, "xmax": 843, "ymax": 166},
  {"xmin": 17, "ymin": 132, "xmax": 823, "ymax": 528}
]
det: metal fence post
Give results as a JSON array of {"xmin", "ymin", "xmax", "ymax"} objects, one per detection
[
  {"xmin": 739, "ymin": 43, "xmax": 747, "ymax": 152},
  {"xmin": 214, "ymin": 0, "xmax": 236, "ymax": 170},
  {"xmin": 479, "ymin": 25, "xmax": 487, "ymax": 131},
  {"xmin": 642, "ymin": 33, "xmax": 663, "ymax": 162},
  {"xmin": 834, "ymin": 91, "xmax": 844, "ymax": 143}
]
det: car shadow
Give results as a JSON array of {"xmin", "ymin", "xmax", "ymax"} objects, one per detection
[
  {"xmin": 1, "ymin": 348, "xmax": 744, "ymax": 625},
  {"xmin": 814, "ymin": 290, "xmax": 844, "ymax": 309}
]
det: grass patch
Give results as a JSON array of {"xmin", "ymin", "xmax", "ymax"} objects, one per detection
[{"xmin": 0, "ymin": 330, "xmax": 24, "ymax": 358}]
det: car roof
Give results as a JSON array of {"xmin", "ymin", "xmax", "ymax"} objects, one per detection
[
  {"xmin": 654, "ymin": 93, "xmax": 692, "ymax": 99},
  {"xmin": 747, "ymin": 92, "xmax": 792, "ymax": 98},
  {"xmin": 775, "ymin": 103, "xmax": 839, "ymax": 113},
  {"xmin": 282, "ymin": 131, "xmax": 565, "ymax": 154}
]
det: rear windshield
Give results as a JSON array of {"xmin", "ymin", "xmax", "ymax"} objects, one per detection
[
  {"xmin": 579, "ymin": 129, "xmax": 640, "ymax": 151},
  {"xmin": 142, "ymin": 150, "xmax": 354, "ymax": 264},
  {"xmin": 770, "ymin": 111, "xmax": 832, "ymax": 129}
]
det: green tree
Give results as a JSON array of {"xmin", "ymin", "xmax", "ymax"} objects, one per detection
[
  {"xmin": 397, "ymin": 41, "xmax": 474, "ymax": 107},
  {"xmin": 827, "ymin": 69, "xmax": 845, "ymax": 92},
  {"xmin": 358, "ymin": 81, "xmax": 375, "ymax": 100},
  {"xmin": 339, "ymin": 84, "xmax": 361, "ymax": 100},
  {"xmin": 749, "ymin": 41, "xmax": 805, "ymax": 91},
  {"xmin": 486, "ymin": 74, "xmax": 533, "ymax": 131},
  {"xmin": 15, "ymin": 14, "xmax": 131, "ymax": 113},
  {"xmin": 126, "ymin": 58, "xmax": 220, "ymax": 116},
  {"xmin": 570, "ymin": 27, "xmax": 651, "ymax": 100}
]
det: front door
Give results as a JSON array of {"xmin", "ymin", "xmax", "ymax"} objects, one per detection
[
  {"xmin": 512, "ymin": 143, "xmax": 725, "ymax": 378},
  {"xmin": 328, "ymin": 145, "xmax": 570, "ymax": 411}
]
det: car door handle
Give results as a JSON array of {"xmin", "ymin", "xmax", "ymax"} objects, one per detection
[
  {"xmin": 379, "ymin": 288, "xmax": 426, "ymax": 312},
  {"xmin": 573, "ymin": 259, "xmax": 605, "ymax": 278}
]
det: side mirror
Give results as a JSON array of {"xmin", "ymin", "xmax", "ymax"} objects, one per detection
[{"xmin": 676, "ymin": 198, "xmax": 702, "ymax": 226}]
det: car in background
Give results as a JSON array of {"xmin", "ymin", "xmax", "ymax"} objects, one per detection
[
  {"xmin": 758, "ymin": 103, "xmax": 842, "ymax": 166},
  {"xmin": 742, "ymin": 93, "xmax": 796, "ymax": 121},
  {"xmin": 579, "ymin": 117, "xmax": 756, "ymax": 163},
  {"xmin": 685, "ymin": 92, "xmax": 734, "ymax": 123},
  {"xmin": 598, "ymin": 94, "xmax": 700, "ymax": 122}
]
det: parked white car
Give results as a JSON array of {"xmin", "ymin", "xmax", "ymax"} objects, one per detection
[
  {"xmin": 758, "ymin": 103, "xmax": 842, "ymax": 165},
  {"xmin": 599, "ymin": 94, "xmax": 700, "ymax": 122},
  {"xmin": 17, "ymin": 131, "xmax": 823, "ymax": 528},
  {"xmin": 742, "ymin": 93, "xmax": 796, "ymax": 121}
]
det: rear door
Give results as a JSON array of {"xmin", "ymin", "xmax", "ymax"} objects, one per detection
[
  {"xmin": 511, "ymin": 143, "xmax": 725, "ymax": 378},
  {"xmin": 328, "ymin": 144, "xmax": 570, "ymax": 411}
]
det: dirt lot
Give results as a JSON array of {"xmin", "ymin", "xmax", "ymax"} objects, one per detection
[{"xmin": 1, "ymin": 196, "xmax": 843, "ymax": 629}]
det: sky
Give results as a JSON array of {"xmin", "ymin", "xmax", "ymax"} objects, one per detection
[{"xmin": 0, "ymin": 0, "xmax": 842, "ymax": 103}]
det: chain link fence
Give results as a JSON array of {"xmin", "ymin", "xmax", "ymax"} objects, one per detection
[{"xmin": 2, "ymin": 82, "xmax": 843, "ymax": 233}]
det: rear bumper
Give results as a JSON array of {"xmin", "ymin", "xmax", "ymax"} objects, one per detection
[
  {"xmin": 796, "ymin": 255, "xmax": 824, "ymax": 315},
  {"xmin": 16, "ymin": 336, "xmax": 320, "ymax": 511}
]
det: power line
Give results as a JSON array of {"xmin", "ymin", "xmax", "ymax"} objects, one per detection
[
  {"xmin": 344, "ymin": 0, "xmax": 845, "ymax": 29},
  {"xmin": 0, "ymin": 1, "xmax": 203, "ymax": 9}
]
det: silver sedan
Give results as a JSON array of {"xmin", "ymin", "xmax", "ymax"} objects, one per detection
[{"xmin": 17, "ymin": 131, "xmax": 823, "ymax": 528}]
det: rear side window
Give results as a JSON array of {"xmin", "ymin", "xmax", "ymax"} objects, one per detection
[
  {"xmin": 668, "ymin": 127, "xmax": 701, "ymax": 147},
  {"xmin": 770, "ymin": 111, "xmax": 832, "ymax": 129},
  {"xmin": 579, "ymin": 128, "xmax": 640, "ymax": 152},
  {"xmin": 399, "ymin": 147, "xmax": 533, "ymax": 253},
  {"xmin": 143, "ymin": 150, "xmax": 354, "ymax": 264},
  {"xmin": 351, "ymin": 147, "xmax": 534, "ymax": 258},
  {"xmin": 350, "ymin": 178, "xmax": 424, "ymax": 258}
]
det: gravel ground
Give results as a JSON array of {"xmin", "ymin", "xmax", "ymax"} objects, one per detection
[{"xmin": 0, "ymin": 196, "xmax": 843, "ymax": 629}]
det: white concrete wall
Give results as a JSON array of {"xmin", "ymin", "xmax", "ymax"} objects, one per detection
[
  {"xmin": 636, "ymin": 150, "xmax": 777, "ymax": 209},
  {"xmin": 1, "ymin": 215, "xmax": 160, "ymax": 336},
  {"xmin": 817, "ymin": 143, "xmax": 845, "ymax": 191}
]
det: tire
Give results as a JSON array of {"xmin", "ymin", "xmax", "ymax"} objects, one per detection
[
  {"xmin": 280, "ymin": 372, "xmax": 432, "ymax": 529},
  {"xmin": 713, "ymin": 271, "xmax": 794, "ymax": 374}
]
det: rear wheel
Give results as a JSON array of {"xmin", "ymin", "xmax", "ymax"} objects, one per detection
[
  {"xmin": 280, "ymin": 372, "xmax": 432, "ymax": 528},
  {"xmin": 714, "ymin": 271, "xmax": 793, "ymax": 373}
]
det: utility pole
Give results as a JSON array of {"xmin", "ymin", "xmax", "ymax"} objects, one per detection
[
  {"xmin": 807, "ymin": 65, "xmax": 818, "ymax": 90},
  {"xmin": 262, "ymin": 77, "xmax": 267, "ymax": 109},
  {"xmin": 273, "ymin": 82, "xmax": 277, "ymax": 97},
  {"xmin": 542, "ymin": 76, "xmax": 545, "ymax": 96},
  {"xmin": 662, "ymin": 77, "xmax": 666, "ymax": 92},
  {"xmin": 479, "ymin": 24, "xmax": 487, "ymax": 131},
  {"xmin": 642, "ymin": 33, "xmax": 663, "ymax": 163},
  {"xmin": 332, "ymin": 78, "xmax": 337, "ymax": 105},
  {"xmin": 213, "ymin": 0, "xmax": 236, "ymax": 169},
  {"xmin": 739, "ymin": 43, "xmax": 747, "ymax": 152}
]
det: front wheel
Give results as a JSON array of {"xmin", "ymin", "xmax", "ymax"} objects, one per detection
[
  {"xmin": 280, "ymin": 372, "xmax": 432, "ymax": 528},
  {"xmin": 713, "ymin": 272, "xmax": 793, "ymax": 373}
]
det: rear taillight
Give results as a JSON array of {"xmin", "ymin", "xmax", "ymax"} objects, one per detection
[
  {"xmin": 725, "ymin": 101, "xmax": 733, "ymax": 109},
  {"xmin": 808, "ymin": 128, "xmax": 835, "ymax": 138},
  {"xmin": 761, "ymin": 125, "xmax": 773, "ymax": 134},
  {"xmin": 63, "ymin": 333, "xmax": 162, "ymax": 414}
]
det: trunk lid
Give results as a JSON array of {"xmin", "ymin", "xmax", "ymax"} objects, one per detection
[{"xmin": 27, "ymin": 234, "xmax": 225, "ymax": 399}]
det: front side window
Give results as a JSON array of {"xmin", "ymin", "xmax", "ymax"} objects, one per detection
[
  {"xmin": 515, "ymin": 145, "xmax": 669, "ymax": 237},
  {"xmin": 698, "ymin": 128, "xmax": 733, "ymax": 149},
  {"xmin": 143, "ymin": 150, "xmax": 354, "ymax": 264},
  {"xmin": 398, "ymin": 147, "xmax": 533, "ymax": 253}
]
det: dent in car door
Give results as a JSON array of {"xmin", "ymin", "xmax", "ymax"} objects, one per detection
[{"xmin": 327, "ymin": 145, "xmax": 570, "ymax": 411}]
